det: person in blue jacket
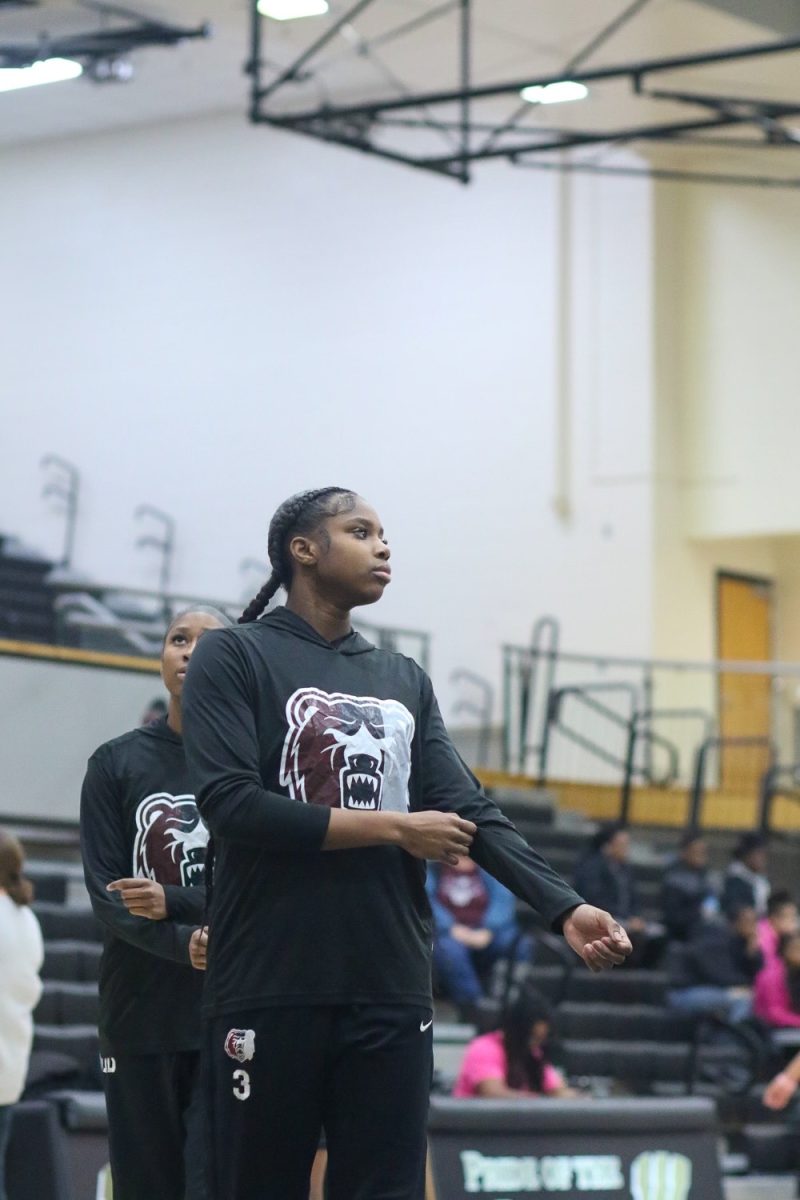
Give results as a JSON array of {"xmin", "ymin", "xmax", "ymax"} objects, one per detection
[{"xmin": 427, "ymin": 856, "xmax": 530, "ymax": 1014}]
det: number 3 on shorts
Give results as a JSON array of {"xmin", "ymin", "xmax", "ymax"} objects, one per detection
[{"xmin": 232, "ymin": 1069, "xmax": 251, "ymax": 1100}]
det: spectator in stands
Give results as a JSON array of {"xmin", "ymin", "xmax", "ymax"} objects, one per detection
[
  {"xmin": 0, "ymin": 831, "xmax": 43, "ymax": 1200},
  {"xmin": 428, "ymin": 857, "xmax": 530, "ymax": 1018},
  {"xmin": 661, "ymin": 830, "xmax": 718, "ymax": 942},
  {"xmin": 574, "ymin": 824, "xmax": 640, "ymax": 922},
  {"xmin": 666, "ymin": 905, "xmax": 762, "ymax": 1023},
  {"xmin": 722, "ymin": 832, "xmax": 770, "ymax": 918},
  {"xmin": 758, "ymin": 890, "xmax": 798, "ymax": 969},
  {"xmin": 754, "ymin": 930, "xmax": 800, "ymax": 1029},
  {"xmin": 454, "ymin": 986, "xmax": 577, "ymax": 1099},
  {"xmin": 573, "ymin": 824, "xmax": 659, "ymax": 966}
]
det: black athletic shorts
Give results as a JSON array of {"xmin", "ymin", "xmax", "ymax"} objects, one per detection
[{"xmin": 206, "ymin": 1003, "xmax": 433, "ymax": 1200}]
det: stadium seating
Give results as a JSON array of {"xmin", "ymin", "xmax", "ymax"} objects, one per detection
[
  {"xmin": 0, "ymin": 535, "xmax": 58, "ymax": 644},
  {"xmin": 43, "ymin": 940, "xmax": 102, "ymax": 984},
  {"xmin": 34, "ymin": 902, "xmax": 100, "ymax": 943},
  {"xmin": 5, "ymin": 1100, "xmax": 74, "ymax": 1200},
  {"xmin": 14, "ymin": 805, "xmax": 800, "ymax": 1192},
  {"xmin": 36, "ymin": 982, "xmax": 100, "ymax": 1027}
]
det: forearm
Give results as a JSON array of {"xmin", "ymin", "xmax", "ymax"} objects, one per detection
[
  {"xmin": 418, "ymin": 694, "xmax": 581, "ymax": 927},
  {"xmin": 198, "ymin": 781, "xmax": 331, "ymax": 851},
  {"xmin": 476, "ymin": 1080, "xmax": 528, "ymax": 1099},
  {"xmin": 164, "ymin": 885, "xmax": 207, "ymax": 923},
  {"xmin": 470, "ymin": 818, "xmax": 582, "ymax": 930},
  {"xmin": 201, "ymin": 787, "xmax": 411, "ymax": 852},
  {"xmin": 323, "ymin": 809, "xmax": 403, "ymax": 850},
  {"xmin": 90, "ymin": 891, "xmax": 194, "ymax": 963}
]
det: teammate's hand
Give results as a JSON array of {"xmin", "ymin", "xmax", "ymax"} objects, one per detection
[
  {"xmin": 398, "ymin": 812, "xmax": 476, "ymax": 865},
  {"xmin": 764, "ymin": 1071, "xmax": 798, "ymax": 1110},
  {"xmin": 451, "ymin": 924, "xmax": 493, "ymax": 949},
  {"xmin": 189, "ymin": 927, "xmax": 208, "ymax": 971},
  {"xmin": 107, "ymin": 878, "xmax": 167, "ymax": 920},
  {"xmin": 561, "ymin": 904, "xmax": 632, "ymax": 972}
]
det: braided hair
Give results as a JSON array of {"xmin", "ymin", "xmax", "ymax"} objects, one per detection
[{"xmin": 240, "ymin": 487, "xmax": 356, "ymax": 623}]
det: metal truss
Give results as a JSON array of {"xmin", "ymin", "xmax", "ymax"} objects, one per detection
[
  {"xmin": 0, "ymin": 2, "xmax": 209, "ymax": 73},
  {"xmin": 247, "ymin": 0, "xmax": 800, "ymax": 187}
]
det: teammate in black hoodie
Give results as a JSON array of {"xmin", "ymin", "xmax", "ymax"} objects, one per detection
[
  {"xmin": 182, "ymin": 487, "xmax": 633, "ymax": 1200},
  {"xmin": 81, "ymin": 606, "xmax": 229, "ymax": 1200}
]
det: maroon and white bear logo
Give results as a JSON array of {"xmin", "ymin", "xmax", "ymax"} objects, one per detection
[
  {"xmin": 224, "ymin": 1028, "xmax": 256, "ymax": 1063},
  {"xmin": 132, "ymin": 793, "xmax": 209, "ymax": 887},
  {"xmin": 279, "ymin": 688, "xmax": 415, "ymax": 812}
]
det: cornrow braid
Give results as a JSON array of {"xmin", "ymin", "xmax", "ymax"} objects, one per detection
[
  {"xmin": 239, "ymin": 573, "xmax": 281, "ymax": 624},
  {"xmin": 239, "ymin": 486, "xmax": 356, "ymax": 624}
]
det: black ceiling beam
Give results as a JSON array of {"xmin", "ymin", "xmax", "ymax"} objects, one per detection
[
  {"xmin": 513, "ymin": 156, "xmax": 800, "ymax": 190},
  {"xmin": 640, "ymin": 85, "xmax": 800, "ymax": 117},
  {"xmin": 475, "ymin": 0, "xmax": 653, "ymax": 158},
  {"xmin": 458, "ymin": 0, "xmax": 470, "ymax": 183},
  {"xmin": 365, "ymin": 0, "xmax": 459, "ymax": 53},
  {"xmin": 563, "ymin": 0, "xmax": 655, "ymax": 74},
  {"xmin": 375, "ymin": 116, "xmax": 570, "ymax": 134},
  {"xmin": 0, "ymin": 20, "xmax": 208, "ymax": 68},
  {"xmin": 248, "ymin": 2, "xmax": 800, "ymax": 187},
  {"xmin": 254, "ymin": 113, "xmax": 461, "ymax": 179},
  {"xmin": 412, "ymin": 109, "xmax": 800, "ymax": 167},
  {"xmin": 260, "ymin": 31, "xmax": 800, "ymax": 119},
  {"xmin": 257, "ymin": 0, "xmax": 379, "ymax": 102},
  {"xmin": 265, "ymin": 111, "xmax": 743, "ymax": 169},
  {"xmin": 661, "ymin": 132, "xmax": 797, "ymax": 148}
]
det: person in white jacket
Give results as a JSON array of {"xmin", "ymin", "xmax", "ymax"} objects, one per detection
[{"xmin": 0, "ymin": 831, "xmax": 43, "ymax": 1200}]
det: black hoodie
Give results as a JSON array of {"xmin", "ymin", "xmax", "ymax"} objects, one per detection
[
  {"xmin": 80, "ymin": 718, "xmax": 206, "ymax": 1053},
  {"xmin": 182, "ymin": 607, "xmax": 583, "ymax": 1015}
]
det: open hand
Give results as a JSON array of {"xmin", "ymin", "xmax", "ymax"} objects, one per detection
[
  {"xmin": 189, "ymin": 927, "xmax": 208, "ymax": 971},
  {"xmin": 562, "ymin": 904, "xmax": 632, "ymax": 972},
  {"xmin": 107, "ymin": 878, "xmax": 167, "ymax": 920}
]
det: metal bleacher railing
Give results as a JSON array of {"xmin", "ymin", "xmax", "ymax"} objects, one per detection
[
  {"xmin": 3, "ymin": 460, "xmax": 434, "ymax": 669},
  {"xmin": 50, "ymin": 579, "xmax": 432, "ymax": 671},
  {"xmin": 502, "ymin": 616, "xmax": 800, "ymax": 835},
  {"xmin": 0, "ymin": 534, "xmax": 431, "ymax": 670}
]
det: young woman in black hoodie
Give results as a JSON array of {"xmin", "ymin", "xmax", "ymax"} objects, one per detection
[
  {"xmin": 81, "ymin": 606, "xmax": 228, "ymax": 1200},
  {"xmin": 182, "ymin": 487, "xmax": 632, "ymax": 1200}
]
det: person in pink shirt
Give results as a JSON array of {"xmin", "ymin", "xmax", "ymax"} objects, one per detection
[
  {"xmin": 757, "ymin": 891, "xmax": 798, "ymax": 969},
  {"xmin": 453, "ymin": 987, "xmax": 577, "ymax": 1099},
  {"xmin": 754, "ymin": 930, "xmax": 800, "ymax": 1028}
]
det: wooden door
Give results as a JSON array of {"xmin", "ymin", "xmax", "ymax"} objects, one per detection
[{"xmin": 717, "ymin": 572, "xmax": 773, "ymax": 790}]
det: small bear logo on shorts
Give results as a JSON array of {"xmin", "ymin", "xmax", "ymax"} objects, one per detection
[{"xmin": 224, "ymin": 1029, "xmax": 256, "ymax": 1063}]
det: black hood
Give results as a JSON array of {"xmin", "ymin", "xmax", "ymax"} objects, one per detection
[
  {"xmin": 139, "ymin": 715, "xmax": 182, "ymax": 744},
  {"xmin": 258, "ymin": 606, "xmax": 376, "ymax": 656}
]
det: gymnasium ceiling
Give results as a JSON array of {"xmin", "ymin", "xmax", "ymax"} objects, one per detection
[{"xmin": 2, "ymin": 0, "xmax": 800, "ymax": 184}]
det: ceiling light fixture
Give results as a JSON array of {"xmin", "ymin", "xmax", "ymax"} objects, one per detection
[
  {"xmin": 0, "ymin": 57, "xmax": 83, "ymax": 94},
  {"xmin": 257, "ymin": 0, "xmax": 329, "ymax": 19},
  {"xmin": 520, "ymin": 80, "xmax": 589, "ymax": 106}
]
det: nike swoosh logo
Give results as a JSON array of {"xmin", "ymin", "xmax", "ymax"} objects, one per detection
[{"xmin": 420, "ymin": 1019, "xmax": 433, "ymax": 1032}]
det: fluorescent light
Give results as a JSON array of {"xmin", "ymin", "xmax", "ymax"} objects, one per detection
[
  {"xmin": 520, "ymin": 80, "xmax": 589, "ymax": 106},
  {"xmin": 257, "ymin": 0, "xmax": 329, "ymax": 18},
  {"xmin": 0, "ymin": 57, "xmax": 83, "ymax": 94}
]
